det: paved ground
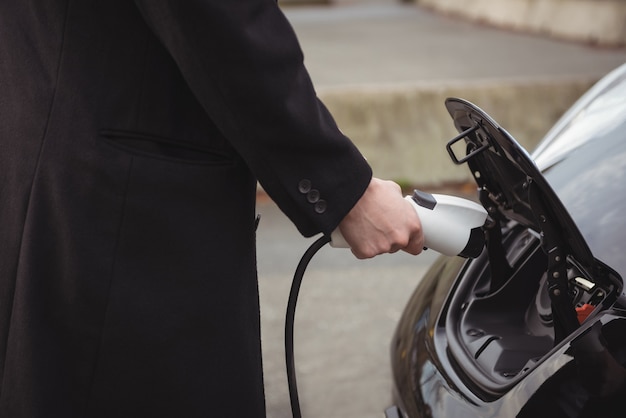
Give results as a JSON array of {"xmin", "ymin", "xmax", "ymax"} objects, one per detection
[
  {"xmin": 256, "ymin": 2, "xmax": 626, "ymax": 417},
  {"xmin": 281, "ymin": 1, "xmax": 626, "ymax": 186},
  {"xmin": 257, "ymin": 196, "xmax": 439, "ymax": 418},
  {"xmin": 286, "ymin": 2, "xmax": 626, "ymax": 89}
]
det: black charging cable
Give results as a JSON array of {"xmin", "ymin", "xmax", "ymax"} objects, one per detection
[{"xmin": 284, "ymin": 234, "xmax": 331, "ymax": 418}]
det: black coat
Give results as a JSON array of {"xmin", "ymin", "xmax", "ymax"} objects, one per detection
[{"xmin": 0, "ymin": 1, "xmax": 372, "ymax": 416}]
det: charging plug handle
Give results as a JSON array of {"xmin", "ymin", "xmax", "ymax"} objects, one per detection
[{"xmin": 331, "ymin": 190, "xmax": 488, "ymax": 258}]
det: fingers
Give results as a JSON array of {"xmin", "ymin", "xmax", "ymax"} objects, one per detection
[
  {"xmin": 348, "ymin": 217, "xmax": 424, "ymax": 259},
  {"xmin": 349, "ymin": 232, "xmax": 423, "ymax": 259},
  {"xmin": 405, "ymin": 219, "xmax": 424, "ymax": 256},
  {"xmin": 337, "ymin": 178, "xmax": 425, "ymax": 259}
]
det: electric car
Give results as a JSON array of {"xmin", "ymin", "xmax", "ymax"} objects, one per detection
[{"xmin": 386, "ymin": 62, "xmax": 626, "ymax": 418}]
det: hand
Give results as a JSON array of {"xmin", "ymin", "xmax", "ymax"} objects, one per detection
[{"xmin": 337, "ymin": 178, "xmax": 424, "ymax": 259}]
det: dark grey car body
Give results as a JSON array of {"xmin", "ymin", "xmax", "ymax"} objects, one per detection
[{"xmin": 388, "ymin": 63, "xmax": 626, "ymax": 418}]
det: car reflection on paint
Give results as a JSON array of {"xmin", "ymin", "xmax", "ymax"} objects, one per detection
[{"xmin": 386, "ymin": 63, "xmax": 626, "ymax": 418}]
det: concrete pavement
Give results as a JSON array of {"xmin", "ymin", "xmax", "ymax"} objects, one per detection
[
  {"xmin": 257, "ymin": 2, "xmax": 626, "ymax": 417},
  {"xmin": 282, "ymin": 2, "xmax": 626, "ymax": 186},
  {"xmin": 257, "ymin": 195, "xmax": 440, "ymax": 418}
]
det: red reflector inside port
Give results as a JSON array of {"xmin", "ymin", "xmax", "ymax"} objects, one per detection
[{"xmin": 576, "ymin": 303, "xmax": 595, "ymax": 324}]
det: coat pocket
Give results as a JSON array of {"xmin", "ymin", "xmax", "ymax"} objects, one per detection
[{"xmin": 98, "ymin": 129, "xmax": 235, "ymax": 166}]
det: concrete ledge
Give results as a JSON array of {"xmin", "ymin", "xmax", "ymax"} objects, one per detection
[
  {"xmin": 317, "ymin": 77, "xmax": 597, "ymax": 187},
  {"xmin": 417, "ymin": 0, "xmax": 626, "ymax": 46}
]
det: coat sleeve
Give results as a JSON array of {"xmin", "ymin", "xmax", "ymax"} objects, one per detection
[{"xmin": 132, "ymin": 0, "xmax": 372, "ymax": 237}]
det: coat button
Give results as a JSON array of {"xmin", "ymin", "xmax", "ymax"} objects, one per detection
[
  {"xmin": 306, "ymin": 189, "xmax": 320, "ymax": 203},
  {"xmin": 298, "ymin": 179, "xmax": 311, "ymax": 194},
  {"xmin": 314, "ymin": 200, "xmax": 327, "ymax": 214}
]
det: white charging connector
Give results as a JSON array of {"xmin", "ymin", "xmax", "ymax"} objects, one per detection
[{"xmin": 331, "ymin": 190, "xmax": 488, "ymax": 258}]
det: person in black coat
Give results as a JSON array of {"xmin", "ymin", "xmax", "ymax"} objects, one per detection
[{"xmin": 0, "ymin": 1, "xmax": 423, "ymax": 416}]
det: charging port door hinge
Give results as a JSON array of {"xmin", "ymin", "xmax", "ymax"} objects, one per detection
[{"xmin": 527, "ymin": 180, "xmax": 580, "ymax": 343}]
